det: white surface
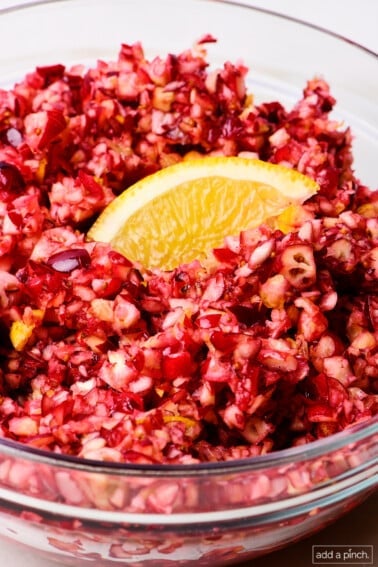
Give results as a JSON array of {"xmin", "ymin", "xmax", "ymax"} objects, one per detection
[
  {"xmin": 0, "ymin": 1, "xmax": 376, "ymax": 566},
  {"xmin": 234, "ymin": 0, "xmax": 378, "ymax": 53}
]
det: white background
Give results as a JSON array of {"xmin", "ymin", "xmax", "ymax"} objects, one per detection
[{"xmin": 0, "ymin": 1, "xmax": 377, "ymax": 566}]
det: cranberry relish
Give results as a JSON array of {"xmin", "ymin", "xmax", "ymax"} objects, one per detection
[{"xmin": 0, "ymin": 40, "xmax": 377, "ymax": 464}]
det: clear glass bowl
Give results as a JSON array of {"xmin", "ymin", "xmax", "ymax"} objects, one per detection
[
  {"xmin": 0, "ymin": 419, "xmax": 377, "ymax": 565},
  {"xmin": 0, "ymin": 1, "xmax": 377, "ymax": 566}
]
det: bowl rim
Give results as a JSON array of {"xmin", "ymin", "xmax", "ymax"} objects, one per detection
[
  {"xmin": 215, "ymin": 0, "xmax": 377, "ymax": 57},
  {"xmin": 0, "ymin": 416, "xmax": 376, "ymax": 476},
  {"xmin": 0, "ymin": 0, "xmax": 377, "ymax": 478},
  {"xmin": 0, "ymin": 0, "xmax": 377, "ymax": 58}
]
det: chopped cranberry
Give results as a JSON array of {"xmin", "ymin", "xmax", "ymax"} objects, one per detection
[
  {"xmin": 46, "ymin": 248, "xmax": 91, "ymax": 272},
  {"xmin": 38, "ymin": 109, "xmax": 66, "ymax": 149},
  {"xmin": 0, "ymin": 39, "xmax": 375, "ymax": 475},
  {"xmin": 162, "ymin": 351, "xmax": 194, "ymax": 380},
  {"xmin": 36, "ymin": 63, "xmax": 66, "ymax": 86},
  {"xmin": 0, "ymin": 161, "xmax": 25, "ymax": 194}
]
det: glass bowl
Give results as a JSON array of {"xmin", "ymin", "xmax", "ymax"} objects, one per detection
[
  {"xmin": 0, "ymin": 419, "xmax": 377, "ymax": 565},
  {"xmin": 0, "ymin": 1, "xmax": 377, "ymax": 566}
]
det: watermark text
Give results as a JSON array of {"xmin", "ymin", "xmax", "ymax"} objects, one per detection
[{"xmin": 312, "ymin": 545, "xmax": 373, "ymax": 564}]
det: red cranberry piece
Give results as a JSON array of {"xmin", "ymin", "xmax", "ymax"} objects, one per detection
[
  {"xmin": 228, "ymin": 303, "xmax": 268, "ymax": 325},
  {"xmin": 109, "ymin": 250, "xmax": 133, "ymax": 269},
  {"xmin": 210, "ymin": 330, "xmax": 237, "ymax": 352},
  {"xmin": 7, "ymin": 211, "xmax": 23, "ymax": 228},
  {"xmin": 36, "ymin": 64, "xmax": 65, "ymax": 86},
  {"xmin": 46, "ymin": 248, "xmax": 91, "ymax": 273},
  {"xmin": 162, "ymin": 351, "xmax": 194, "ymax": 379},
  {"xmin": 0, "ymin": 161, "xmax": 25, "ymax": 193},
  {"xmin": 38, "ymin": 109, "xmax": 66, "ymax": 150},
  {"xmin": 213, "ymin": 247, "xmax": 239, "ymax": 264},
  {"xmin": 77, "ymin": 170, "xmax": 105, "ymax": 200}
]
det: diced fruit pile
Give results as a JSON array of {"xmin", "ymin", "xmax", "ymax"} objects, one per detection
[{"xmin": 0, "ymin": 38, "xmax": 377, "ymax": 464}]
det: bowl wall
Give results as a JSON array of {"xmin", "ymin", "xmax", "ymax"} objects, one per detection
[
  {"xmin": 0, "ymin": 0, "xmax": 377, "ymax": 186},
  {"xmin": 0, "ymin": 417, "xmax": 376, "ymax": 564}
]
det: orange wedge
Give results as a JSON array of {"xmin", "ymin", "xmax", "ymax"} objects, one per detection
[{"xmin": 87, "ymin": 157, "xmax": 318, "ymax": 270}]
